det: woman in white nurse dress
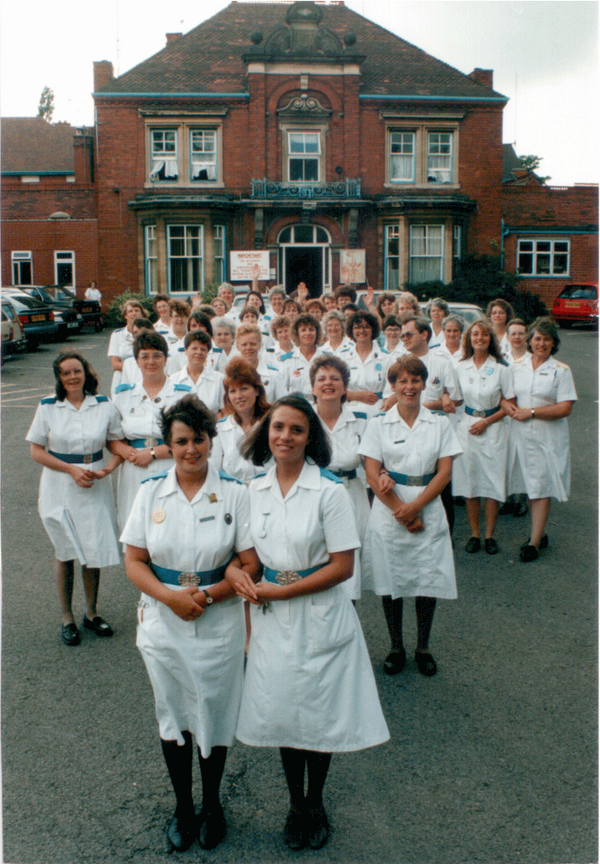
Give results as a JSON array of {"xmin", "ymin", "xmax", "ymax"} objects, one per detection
[
  {"xmin": 27, "ymin": 351, "xmax": 124, "ymax": 646},
  {"xmin": 228, "ymin": 395, "xmax": 389, "ymax": 852},
  {"xmin": 121, "ymin": 394, "xmax": 259, "ymax": 853},
  {"xmin": 359, "ymin": 356, "xmax": 462, "ymax": 678},
  {"xmin": 503, "ymin": 317, "xmax": 577, "ymax": 562}
]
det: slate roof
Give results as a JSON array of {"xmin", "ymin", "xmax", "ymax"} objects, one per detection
[
  {"xmin": 95, "ymin": 2, "xmax": 506, "ymax": 101},
  {"xmin": 1, "ymin": 118, "xmax": 76, "ymax": 173}
]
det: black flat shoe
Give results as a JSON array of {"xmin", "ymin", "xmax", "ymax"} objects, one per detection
[
  {"xmin": 61, "ymin": 623, "xmax": 80, "ymax": 646},
  {"xmin": 512, "ymin": 503, "xmax": 529, "ymax": 517},
  {"xmin": 465, "ymin": 536, "xmax": 481, "ymax": 553},
  {"xmin": 83, "ymin": 616, "xmax": 114, "ymax": 637},
  {"xmin": 520, "ymin": 534, "xmax": 548, "ymax": 550},
  {"xmin": 383, "ymin": 648, "xmax": 406, "ymax": 675},
  {"xmin": 485, "ymin": 538, "xmax": 499, "ymax": 555},
  {"xmin": 519, "ymin": 545, "xmax": 539, "ymax": 563},
  {"xmin": 306, "ymin": 804, "xmax": 329, "ymax": 850},
  {"xmin": 415, "ymin": 651, "xmax": 437, "ymax": 677},
  {"xmin": 498, "ymin": 502, "xmax": 514, "ymax": 516},
  {"xmin": 166, "ymin": 810, "xmax": 195, "ymax": 852},
  {"xmin": 198, "ymin": 806, "xmax": 226, "ymax": 850},
  {"xmin": 283, "ymin": 808, "xmax": 305, "ymax": 850}
]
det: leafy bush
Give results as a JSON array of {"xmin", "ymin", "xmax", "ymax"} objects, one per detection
[{"xmin": 104, "ymin": 290, "xmax": 156, "ymax": 329}]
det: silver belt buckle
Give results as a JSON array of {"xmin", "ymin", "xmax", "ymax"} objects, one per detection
[
  {"xmin": 178, "ymin": 571, "xmax": 200, "ymax": 587},
  {"xmin": 405, "ymin": 475, "xmax": 421, "ymax": 487},
  {"xmin": 276, "ymin": 570, "xmax": 302, "ymax": 586},
  {"xmin": 473, "ymin": 409, "xmax": 486, "ymax": 419},
  {"xmin": 83, "ymin": 454, "xmax": 93, "ymax": 464},
  {"xmin": 144, "ymin": 437, "xmax": 158, "ymax": 447}
]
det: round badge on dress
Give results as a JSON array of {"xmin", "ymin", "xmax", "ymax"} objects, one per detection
[
  {"xmin": 151, "ymin": 508, "xmax": 166, "ymax": 524},
  {"xmin": 224, "ymin": 513, "xmax": 232, "ymax": 525},
  {"xmin": 485, "ymin": 367, "xmax": 494, "ymax": 375},
  {"xmin": 154, "ymin": 397, "xmax": 161, "ymax": 403}
]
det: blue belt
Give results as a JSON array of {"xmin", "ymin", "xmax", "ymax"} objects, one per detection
[
  {"xmin": 375, "ymin": 391, "xmax": 383, "ymax": 399},
  {"xmin": 331, "ymin": 468, "xmax": 357, "ymax": 480},
  {"xmin": 264, "ymin": 564, "xmax": 325, "ymax": 584},
  {"xmin": 150, "ymin": 564, "xmax": 226, "ymax": 587},
  {"xmin": 388, "ymin": 470, "xmax": 435, "ymax": 487},
  {"xmin": 465, "ymin": 405, "xmax": 501, "ymax": 418},
  {"xmin": 49, "ymin": 449, "xmax": 103, "ymax": 465},
  {"xmin": 130, "ymin": 437, "xmax": 164, "ymax": 448}
]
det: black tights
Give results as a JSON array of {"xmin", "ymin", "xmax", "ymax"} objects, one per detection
[
  {"xmin": 161, "ymin": 733, "xmax": 227, "ymax": 815},
  {"xmin": 381, "ymin": 595, "xmax": 437, "ymax": 653},
  {"xmin": 280, "ymin": 747, "xmax": 332, "ymax": 812}
]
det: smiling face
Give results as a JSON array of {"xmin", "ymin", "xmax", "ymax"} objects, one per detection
[
  {"xmin": 323, "ymin": 295, "xmax": 336, "ymax": 311},
  {"xmin": 298, "ymin": 324, "xmax": 317, "ymax": 347},
  {"xmin": 384, "ymin": 324, "xmax": 401, "ymax": 348},
  {"xmin": 380, "ymin": 298, "xmax": 395, "ymax": 316},
  {"xmin": 268, "ymin": 405, "xmax": 309, "ymax": 467},
  {"xmin": 237, "ymin": 333, "xmax": 261, "ymax": 365},
  {"xmin": 213, "ymin": 325, "xmax": 233, "ymax": 352},
  {"xmin": 443, "ymin": 320, "xmax": 462, "ymax": 350},
  {"xmin": 59, "ymin": 358, "xmax": 85, "ymax": 397},
  {"xmin": 394, "ymin": 371, "xmax": 425, "ymax": 410},
  {"xmin": 185, "ymin": 339, "xmax": 209, "ymax": 370},
  {"xmin": 219, "ymin": 287, "xmax": 234, "ymax": 305},
  {"xmin": 352, "ymin": 319, "xmax": 372, "ymax": 344},
  {"xmin": 401, "ymin": 323, "xmax": 428, "ymax": 356},
  {"xmin": 270, "ymin": 293, "xmax": 284, "ymax": 315},
  {"xmin": 508, "ymin": 324, "xmax": 527, "ymax": 350},
  {"xmin": 188, "ymin": 318, "xmax": 207, "ymax": 332},
  {"xmin": 275, "ymin": 324, "xmax": 291, "ymax": 346},
  {"xmin": 326, "ymin": 318, "xmax": 343, "ymax": 343},
  {"xmin": 170, "ymin": 420, "xmax": 211, "ymax": 479},
  {"xmin": 124, "ymin": 303, "xmax": 143, "ymax": 328},
  {"xmin": 171, "ymin": 312, "xmax": 188, "ymax": 336},
  {"xmin": 429, "ymin": 304, "xmax": 445, "ymax": 323},
  {"xmin": 247, "ymin": 293, "xmax": 262, "ymax": 310},
  {"xmin": 212, "ymin": 299, "xmax": 227, "ymax": 316},
  {"xmin": 470, "ymin": 323, "xmax": 491, "ymax": 353},
  {"xmin": 312, "ymin": 364, "xmax": 346, "ymax": 405},
  {"xmin": 136, "ymin": 348, "xmax": 167, "ymax": 378},
  {"xmin": 530, "ymin": 330, "xmax": 555, "ymax": 361},
  {"xmin": 155, "ymin": 300, "xmax": 170, "ymax": 322},
  {"xmin": 227, "ymin": 382, "xmax": 258, "ymax": 416}
]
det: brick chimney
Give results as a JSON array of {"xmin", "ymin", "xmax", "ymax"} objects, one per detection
[
  {"xmin": 166, "ymin": 33, "xmax": 182, "ymax": 46},
  {"xmin": 93, "ymin": 60, "xmax": 114, "ymax": 91},
  {"xmin": 469, "ymin": 68, "xmax": 493, "ymax": 89}
]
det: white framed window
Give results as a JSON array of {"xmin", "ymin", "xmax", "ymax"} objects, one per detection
[
  {"xmin": 167, "ymin": 225, "xmax": 203, "ymax": 294},
  {"xmin": 385, "ymin": 225, "xmax": 401, "ymax": 291},
  {"xmin": 409, "ymin": 225, "xmax": 444, "ymax": 284},
  {"xmin": 12, "ymin": 251, "xmax": 32, "ymax": 285},
  {"xmin": 288, "ymin": 132, "xmax": 320, "ymax": 182},
  {"xmin": 190, "ymin": 130, "xmax": 217, "ymax": 182},
  {"xmin": 389, "ymin": 132, "xmax": 415, "ymax": 184},
  {"xmin": 213, "ymin": 225, "xmax": 226, "ymax": 283},
  {"xmin": 54, "ymin": 251, "xmax": 75, "ymax": 287},
  {"xmin": 427, "ymin": 132, "xmax": 453, "ymax": 184},
  {"xmin": 145, "ymin": 225, "xmax": 158, "ymax": 293},
  {"xmin": 150, "ymin": 130, "xmax": 179, "ymax": 182},
  {"xmin": 517, "ymin": 239, "xmax": 570, "ymax": 276}
]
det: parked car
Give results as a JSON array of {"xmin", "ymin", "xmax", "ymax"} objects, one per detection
[
  {"xmin": 33, "ymin": 284, "xmax": 103, "ymax": 330},
  {"xmin": 551, "ymin": 283, "xmax": 598, "ymax": 329},
  {"xmin": 18, "ymin": 285, "xmax": 87, "ymax": 336},
  {"xmin": 354, "ymin": 289, "xmax": 485, "ymax": 324},
  {"xmin": 1, "ymin": 289, "xmax": 59, "ymax": 349},
  {"xmin": 1, "ymin": 297, "xmax": 27, "ymax": 361}
]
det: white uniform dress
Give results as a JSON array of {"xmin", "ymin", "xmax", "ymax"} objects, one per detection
[
  {"xmin": 210, "ymin": 415, "xmax": 273, "ymax": 485},
  {"xmin": 169, "ymin": 365, "xmax": 224, "ymax": 414},
  {"xmin": 321, "ymin": 337, "xmax": 354, "ymax": 356},
  {"xmin": 345, "ymin": 343, "xmax": 390, "ymax": 409},
  {"xmin": 359, "ymin": 406, "xmax": 462, "ymax": 599},
  {"xmin": 26, "ymin": 395, "xmax": 123, "ymax": 566},
  {"xmin": 508, "ymin": 354, "xmax": 577, "ymax": 501},
  {"xmin": 108, "ymin": 327, "xmax": 135, "ymax": 397},
  {"xmin": 317, "ymin": 404, "xmax": 370, "ymax": 600},
  {"xmin": 113, "ymin": 379, "xmax": 191, "ymax": 530},
  {"xmin": 256, "ymin": 359, "xmax": 287, "ymax": 403},
  {"xmin": 120, "ymin": 464, "xmax": 251, "ymax": 754},
  {"xmin": 452, "ymin": 357, "xmax": 513, "ymax": 501},
  {"xmin": 428, "ymin": 328, "xmax": 446, "ymax": 350},
  {"xmin": 279, "ymin": 347, "xmax": 324, "ymax": 399},
  {"xmin": 236, "ymin": 461, "xmax": 389, "ymax": 753}
]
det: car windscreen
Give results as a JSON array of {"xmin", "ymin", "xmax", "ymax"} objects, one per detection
[
  {"xmin": 3, "ymin": 294, "xmax": 48, "ymax": 311},
  {"xmin": 2, "ymin": 302, "xmax": 18, "ymax": 321},
  {"xmin": 558, "ymin": 285, "xmax": 597, "ymax": 300}
]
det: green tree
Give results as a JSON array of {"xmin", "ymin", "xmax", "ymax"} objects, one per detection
[
  {"xmin": 37, "ymin": 86, "xmax": 55, "ymax": 123},
  {"xmin": 518, "ymin": 154, "xmax": 551, "ymax": 184}
]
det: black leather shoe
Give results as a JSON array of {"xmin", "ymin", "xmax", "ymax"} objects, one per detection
[
  {"xmin": 520, "ymin": 534, "xmax": 548, "ymax": 550},
  {"xmin": 82, "ymin": 616, "xmax": 114, "ymax": 637},
  {"xmin": 519, "ymin": 545, "xmax": 539, "ymax": 563},
  {"xmin": 283, "ymin": 808, "xmax": 305, "ymax": 850},
  {"xmin": 498, "ymin": 502, "xmax": 514, "ymax": 515},
  {"xmin": 306, "ymin": 804, "xmax": 329, "ymax": 850},
  {"xmin": 485, "ymin": 538, "xmax": 499, "ymax": 555},
  {"xmin": 465, "ymin": 536, "xmax": 481, "ymax": 553},
  {"xmin": 198, "ymin": 807, "xmax": 226, "ymax": 850},
  {"xmin": 61, "ymin": 623, "xmax": 80, "ymax": 646},
  {"xmin": 415, "ymin": 651, "xmax": 437, "ymax": 677},
  {"xmin": 166, "ymin": 811, "xmax": 195, "ymax": 852},
  {"xmin": 383, "ymin": 648, "xmax": 406, "ymax": 675},
  {"xmin": 512, "ymin": 503, "xmax": 529, "ymax": 517}
]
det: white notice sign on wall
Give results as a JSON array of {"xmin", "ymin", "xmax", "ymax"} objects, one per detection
[
  {"xmin": 230, "ymin": 251, "xmax": 270, "ymax": 281},
  {"xmin": 339, "ymin": 249, "xmax": 366, "ymax": 284}
]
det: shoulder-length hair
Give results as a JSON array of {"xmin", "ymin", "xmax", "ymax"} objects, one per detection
[
  {"xmin": 270, "ymin": 314, "xmax": 292, "ymax": 339},
  {"xmin": 486, "ymin": 297, "xmax": 515, "ymax": 323},
  {"xmin": 309, "ymin": 354, "xmax": 350, "ymax": 401},
  {"xmin": 291, "ymin": 312, "xmax": 323, "ymax": 346},
  {"xmin": 53, "ymin": 350, "xmax": 99, "ymax": 400},
  {"xmin": 241, "ymin": 395, "xmax": 331, "ymax": 467},
  {"xmin": 246, "ymin": 290, "xmax": 266, "ymax": 314},
  {"xmin": 160, "ymin": 393, "xmax": 217, "ymax": 447},
  {"xmin": 376, "ymin": 291, "xmax": 397, "ymax": 317},
  {"xmin": 223, "ymin": 357, "xmax": 270, "ymax": 422},
  {"xmin": 527, "ymin": 316, "xmax": 560, "ymax": 354},
  {"xmin": 346, "ymin": 309, "xmax": 381, "ymax": 341},
  {"xmin": 460, "ymin": 318, "xmax": 504, "ymax": 362}
]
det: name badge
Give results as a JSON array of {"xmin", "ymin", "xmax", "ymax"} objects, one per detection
[{"xmin": 200, "ymin": 516, "xmax": 215, "ymax": 523}]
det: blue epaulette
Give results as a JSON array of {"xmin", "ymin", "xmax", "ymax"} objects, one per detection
[
  {"xmin": 96, "ymin": 395, "xmax": 109, "ymax": 403},
  {"xmin": 177, "ymin": 346, "xmax": 185, "ymax": 352},
  {"xmin": 320, "ymin": 467, "xmax": 343, "ymax": 484},
  {"xmin": 41, "ymin": 396, "xmax": 57, "ymax": 405},
  {"xmin": 212, "ymin": 346, "xmax": 223, "ymax": 353},
  {"xmin": 253, "ymin": 471, "xmax": 267, "ymax": 479},
  {"xmin": 498, "ymin": 358, "xmax": 509, "ymax": 367},
  {"xmin": 115, "ymin": 383, "xmax": 135, "ymax": 394},
  {"xmin": 266, "ymin": 347, "xmax": 275, "ymax": 353},
  {"xmin": 381, "ymin": 346, "xmax": 390, "ymax": 354},
  {"xmin": 174, "ymin": 383, "xmax": 192, "ymax": 392},
  {"xmin": 375, "ymin": 412, "xmax": 386, "ymax": 417},
  {"xmin": 267, "ymin": 364, "xmax": 280, "ymax": 373},
  {"xmin": 217, "ymin": 415, "xmax": 229, "ymax": 424},
  {"xmin": 280, "ymin": 351, "xmax": 293, "ymax": 362},
  {"xmin": 141, "ymin": 471, "xmax": 168, "ymax": 483},
  {"xmin": 352, "ymin": 410, "xmax": 368, "ymax": 419},
  {"xmin": 219, "ymin": 469, "xmax": 243, "ymax": 484}
]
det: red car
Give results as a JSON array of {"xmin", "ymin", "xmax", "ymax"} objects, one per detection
[{"xmin": 552, "ymin": 283, "xmax": 598, "ymax": 329}]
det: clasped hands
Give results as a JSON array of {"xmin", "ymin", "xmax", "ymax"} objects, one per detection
[{"xmin": 379, "ymin": 473, "xmax": 424, "ymax": 533}]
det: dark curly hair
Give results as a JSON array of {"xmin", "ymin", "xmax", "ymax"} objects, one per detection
[
  {"xmin": 160, "ymin": 393, "xmax": 217, "ymax": 447},
  {"xmin": 133, "ymin": 331, "xmax": 169, "ymax": 359},
  {"xmin": 53, "ymin": 351, "xmax": 99, "ymax": 400},
  {"xmin": 309, "ymin": 354, "xmax": 350, "ymax": 402},
  {"xmin": 346, "ymin": 310, "xmax": 381, "ymax": 341},
  {"xmin": 188, "ymin": 310, "xmax": 214, "ymax": 338},
  {"xmin": 240, "ymin": 395, "xmax": 331, "ymax": 467}
]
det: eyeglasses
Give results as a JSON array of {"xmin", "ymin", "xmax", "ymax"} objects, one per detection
[
  {"xmin": 400, "ymin": 331, "xmax": 418, "ymax": 341},
  {"xmin": 353, "ymin": 324, "xmax": 372, "ymax": 331}
]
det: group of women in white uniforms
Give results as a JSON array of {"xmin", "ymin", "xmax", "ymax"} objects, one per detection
[{"xmin": 27, "ymin": 286, "xmax": 577, "ymax": 853}]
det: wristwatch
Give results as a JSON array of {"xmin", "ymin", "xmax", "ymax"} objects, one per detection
[
  {"xmin": 203, "ymin": 590, "xmax": 214, "ymax": 605},
  {"xmin": 530, "ymin": 409, "xmax": 536, "ymax": 418}
]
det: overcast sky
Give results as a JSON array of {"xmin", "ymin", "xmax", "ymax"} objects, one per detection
[{"xmin": 1, "ymin": 1, "xmax": 597, "ymax": 186}]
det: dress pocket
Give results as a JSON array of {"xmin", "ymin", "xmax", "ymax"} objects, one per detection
[{"xmin": 309, "ymin": 589, "xmax": 355, "ymax": 656}]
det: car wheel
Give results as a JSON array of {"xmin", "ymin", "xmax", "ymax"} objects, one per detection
[
  {"xmin": 557, "ymin": 320, "xmax": 573, "ymax": 329},
  {"xmin": 27, "ymin": 338, "xmax": 39, "ymax": 352}
]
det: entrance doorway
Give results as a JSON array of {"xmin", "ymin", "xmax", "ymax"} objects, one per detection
[{"xmin": 278, "ymin": 224, "xmax": 331, "ymax": 297}]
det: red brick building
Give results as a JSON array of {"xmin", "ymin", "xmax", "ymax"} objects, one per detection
[{"xmin": 2, "ymin": 1, "xmax": 597, "ymax": 307}]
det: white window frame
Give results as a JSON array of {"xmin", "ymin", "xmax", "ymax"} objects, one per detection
[
  {"xmin": 384, "ymin": 225, "xmax": 401, "ymax": 290},
  {"xmin": 11, "ymin": 251, "xmax": 32, "ymax": 285},
  {"xmin": 167, "ymin": 224, "xmax": 204, "ymax": 294},
  {"xmin": 385, "ymin": 119, "xmax": 459, "ymax": 188},
  {"xmin": 427, "ymin": 132, "xmax": 453, "ymax": 184},
  {"xmin": 517, "ymin": 238, "xmax": 571, "ymax": 277},
  {"xmin": 145, "ymin": 225, "xmax": 158, "ymax": 294},
  {"xmin": 190, "ymin": 129, "xmax": 218, "ymax": 182},
  {"xmin": 213, "ymin": 225, "xmax": 226, "ymax": 284},
  {"xmin": 54, "ymin": 250, "xmax": 75, "ymax": 288},
  {"xmin": 287, "ymin": 131, "xmax": 321, "ymax": 182},
  {"xmin": 409, "ymin": 224, "xmax": 445, "ymax": 284},
  {"xmin": 279, "ymin": 122, "xmax": 327, "ymax": 185},
  {"xmin": 149, "ymin": 129, "xmax": 179, "ymax": 182},
  {"xmin": 145, "ymin": 118, "xmax": 225, "ymax": 188},
  {"xmin": 389, "ymin": 132, "xmax": 416, "ymax": 184}
]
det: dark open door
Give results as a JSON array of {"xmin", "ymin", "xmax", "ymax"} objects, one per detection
[{"xmin": 284, "ymin": 247, "xmax": 322, "ymax": 297}]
